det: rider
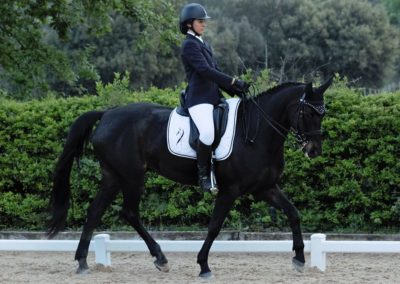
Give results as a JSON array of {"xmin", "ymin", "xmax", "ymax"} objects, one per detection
[{"xmin": 179, "ymin": 3, "xmax": 250, "ymax": 192}]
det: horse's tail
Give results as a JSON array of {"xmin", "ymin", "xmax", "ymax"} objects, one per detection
[{"xmin": 47, "ymin": 110, "xmax": 105, "ymax": 238}]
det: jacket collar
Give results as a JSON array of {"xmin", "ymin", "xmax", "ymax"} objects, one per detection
[
  {"xmin": 186, "ymin": 34, "xmax": 213, "ymax": 55},
  {"xmin": 187, "ymin": 30, "xmax": 203, "ymax": 43}
]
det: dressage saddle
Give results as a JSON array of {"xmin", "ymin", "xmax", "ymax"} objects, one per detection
[{"xmin": 176, "ymin": 90, "xmax": 230, "ymax": 151}]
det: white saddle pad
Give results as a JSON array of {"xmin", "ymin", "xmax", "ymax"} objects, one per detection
[{"xmin": 167, "ymin": 98, "xmax": 241, "ymax": 161}]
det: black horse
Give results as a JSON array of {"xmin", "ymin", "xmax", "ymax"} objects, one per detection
[{"xmin": 48, "ymin": 78, "xmax": 332, "ymax": 278}]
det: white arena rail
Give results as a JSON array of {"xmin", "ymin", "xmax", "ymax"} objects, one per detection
[
  {"xmin": 0, "ymin": 233, "xmax": 399, "ymax": 271},
  {"xmin": 310, "ymin": 234, "xmax": 400, "ymax": 271}
]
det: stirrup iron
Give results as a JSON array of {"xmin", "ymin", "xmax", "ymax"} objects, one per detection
[{"xmin": 210, "ymin": 154, "xmax": 219, "ymax": 194}]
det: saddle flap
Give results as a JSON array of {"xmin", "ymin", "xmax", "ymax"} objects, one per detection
[
  {"xmin": 167, "ymin": 98, "xmax": 241, "ymax": 161},
  {"xmin": 189, "ymin": 99, "xmax": 230, "ymax": 150}
]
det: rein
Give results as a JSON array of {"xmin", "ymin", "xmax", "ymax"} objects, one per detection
[
  {"xmin": 241, "ymin": 85, "xmax": 325, "ymax": 147},
  {"xmin": 241, "ymin": 89, "xmax": 260, "ymax": 143}
]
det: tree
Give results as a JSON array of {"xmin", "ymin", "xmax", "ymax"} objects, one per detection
[
  {"xmin": 316, "ymin": 0, "xmax": 398, "ymax": 86},
  {"xmin": 203, "ymin": 0, "xmax": 399, "ymax": 87},
  {"xmin": 382, "ymin": 0, "xmax": 400, "ymax": 83},
  {"xmin": 47, "ymin": 13, "xmax": 184, "ymax": 94},
  {"xmin": 0, "ymin": 0, "xmax": 178, "ymax": 99},
  {"xmin": 208, "ymin": 16, "xmax": 266, "ymax": 77},
  {"xmin": 382, "ymin": 0, "xmax": 400, "ymax": 25}
]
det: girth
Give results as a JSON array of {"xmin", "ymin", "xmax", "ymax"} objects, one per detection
[{"xmin": 176, "ymin": 90, "xmax": 230, "ymax": 150}]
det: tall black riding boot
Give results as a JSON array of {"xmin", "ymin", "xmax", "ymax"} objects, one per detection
[{"xmin": 196, "ymin": 141, "xmax": 213, "ymax": 192}]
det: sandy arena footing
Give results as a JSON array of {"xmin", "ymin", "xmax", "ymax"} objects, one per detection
[{"xmin": 0, "ymin": 251, "xmax": 399, "ymax": 283}]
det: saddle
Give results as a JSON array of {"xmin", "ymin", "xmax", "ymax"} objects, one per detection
[{"xmin": 176, "ymin": 90, "xmax": 230, "ymax": 150}]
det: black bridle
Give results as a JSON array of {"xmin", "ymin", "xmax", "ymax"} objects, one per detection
[
  {"xmin": 241, "ymin": 87, "xmax": 325, "ymax": 147},
  {"xmin": 291, "ymin": 92, "xmax": 325, "ymax": 145}
]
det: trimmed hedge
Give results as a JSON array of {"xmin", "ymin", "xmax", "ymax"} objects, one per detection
[
  {"xmin": 282, "ymin": 85, "xmax": 400, "ymax": 232},
  {"xmin": 0, "ymin": 79, "xmax": 399, "ymax": 232}
]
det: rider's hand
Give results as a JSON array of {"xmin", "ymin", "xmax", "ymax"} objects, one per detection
[{"xmin": 232, "ymin": 79, "xmax": 250, "ymax": 95}]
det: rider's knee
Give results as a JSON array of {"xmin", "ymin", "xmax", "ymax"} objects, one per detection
[{"xmin": 199, "ymin": 130, "xmax": 214, "ymax": 146}]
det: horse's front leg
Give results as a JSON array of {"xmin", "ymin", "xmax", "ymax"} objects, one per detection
[
  {"xmin": 255, "ymin": 185, "xmax": 305, "ymax": 271},
  {"xmin": 197, "ymin": 192, "xmax": 236, "ymax": 278}
]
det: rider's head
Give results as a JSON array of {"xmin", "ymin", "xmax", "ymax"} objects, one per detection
[{"xmin": 179, "ymin": 3, "xmax": 211, "ymax": 36}]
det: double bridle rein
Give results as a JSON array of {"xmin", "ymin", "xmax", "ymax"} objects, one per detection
[{"xmin": 241, "ymin": 88, "xmax": 326, "ymax": 147}]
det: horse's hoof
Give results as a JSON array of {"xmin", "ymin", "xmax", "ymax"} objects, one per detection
[
  {"xmin": 292, "ymin": 257, "xmax": 305, "ymax": 272},
  {"xmin": 199, "ymin": 271, "xmax": 214, "ymax": 279},
  {"xmin": 154, "ymin": 260, "xmax": 170, "ymax": 272},
  {"xmin": 76, "ymin": 259, "xmax": 90, "ymax": 274},
  {"xmin": 76, "ymin": 266, "xmax": 90, "ymax": 275}
]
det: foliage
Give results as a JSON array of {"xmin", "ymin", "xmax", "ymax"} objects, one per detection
[
  {"xmin": 46, "ymin": 11, "xmax": 185, "ymax": 94},
  {"xmin": 0, "ymin": 0, "xmax": 178, "ymax": 99},
  {"xmin": 282, "ymin": 81, "xmax": 400, "ymax": 232},
  {"xmin": 381, "ymin": 0, "xmax": 400, "ymax": 83},
  {"xmin": 0, "ymin": 95, "xmax": 104, "ymax": 229},
  {"xmin": 202, "ymin": 0, "xmax": 399, "ymax": 87},
  {"xmin": 382, "ymin": 0, "xmax": 400, "ymax": 25},
  {"xmin": 96, "ymin": 72, "xmax": 132, "ymax": 107},
  {"xmin": 2, "ymin": 0, "xmax": 399, "ymax": 100},
  {"xmin": 0, "ymin": 79, "xmax": 399, "ymax": 233}
]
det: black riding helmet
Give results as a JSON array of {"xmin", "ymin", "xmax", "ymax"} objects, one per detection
[{"xmin": 179, "ymin": 3, "xmax": 211, "ymax": 34}]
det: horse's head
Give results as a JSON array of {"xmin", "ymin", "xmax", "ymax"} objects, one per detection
[{"xmin": 288, "ymin": 78, "xmax": 333, "ymax": 158}]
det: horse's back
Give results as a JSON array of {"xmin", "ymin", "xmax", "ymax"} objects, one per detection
[
  {"xmin": 91, "ymin": 102, "xmax": 172, "ymax": 147},
  {"xmin": 105, "ymin": 102, "xmax": 171, "ymax": 120}
]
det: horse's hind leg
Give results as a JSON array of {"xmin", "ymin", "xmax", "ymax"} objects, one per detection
[
  {"xmin": 255, "ymin": 185, "xmax": 305, "ymax": 271},
  {"xmin": 119, "ymin": 176, "xmax": 169, "ymax": 272},
  {"xmin": 74, "ymin": 166, "xmax": 119, "ymax": 274}
]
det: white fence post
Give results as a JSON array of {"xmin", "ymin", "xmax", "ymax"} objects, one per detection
[
  {"xmin": 311, "ymin": 233, "xmax": 326, "ymax": 271},
  {"xmin": 94, "ymin": 234, "xmax": 111, "ymax": 266}
]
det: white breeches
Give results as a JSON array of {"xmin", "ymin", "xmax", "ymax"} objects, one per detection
[{"xmin": 188, "ymin": 103, "xmax": 215, "ymax": 146}]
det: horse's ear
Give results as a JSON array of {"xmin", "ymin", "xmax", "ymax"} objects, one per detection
[{"xmin": 316, "ymin": 76, "xmax": 333, "ymax": 95}]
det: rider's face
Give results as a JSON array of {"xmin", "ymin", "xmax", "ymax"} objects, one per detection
[{"xmin": 190, "ymin": 19, "xmax": 207, "ymax": 35}]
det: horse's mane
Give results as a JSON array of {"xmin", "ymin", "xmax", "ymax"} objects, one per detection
[{"xmin": 252, "ymin": 82, "xmax": 305, "ymax": 99}]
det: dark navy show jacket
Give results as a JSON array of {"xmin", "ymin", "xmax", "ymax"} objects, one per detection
[{"xmin": 181, "ymin": 34, "xmax": 234, "ymax": 108}]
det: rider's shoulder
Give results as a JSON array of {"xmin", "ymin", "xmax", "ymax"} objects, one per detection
[{"xmin": 182, "ymin": 35, "xmax": 201, "ymax": 46}]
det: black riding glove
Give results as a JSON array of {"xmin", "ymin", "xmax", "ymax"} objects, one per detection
[{"xmin": 232, "ymin": 79, "xmax": 250, "ymax": 96}]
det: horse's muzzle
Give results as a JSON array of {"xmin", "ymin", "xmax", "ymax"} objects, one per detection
[{"xmin": 302, "ymin": 141, "xmax": 322, "ymax": 158}]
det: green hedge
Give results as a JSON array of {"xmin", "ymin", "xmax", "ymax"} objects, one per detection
[
  {"xmin": 282, "ymin": 85, "xmax": 400, "ymax": 232},
  {"xmin": 0, "ymin": 79, "xmax": 399, "ymax": 232}
]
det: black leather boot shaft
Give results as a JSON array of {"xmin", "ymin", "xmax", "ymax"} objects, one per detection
[{"xmin": 196, "ymin": 142, "xmax": 212, "ymax": 192}]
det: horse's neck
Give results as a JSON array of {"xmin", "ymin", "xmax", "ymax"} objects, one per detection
[{"xmin": 258, "ymin": 88, "xmax": 300, "ymax": 129}]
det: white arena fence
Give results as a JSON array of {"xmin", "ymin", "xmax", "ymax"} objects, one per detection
[{"xmin": 1, "ymin": 233, "xmax": 399, "ymax": 271}]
